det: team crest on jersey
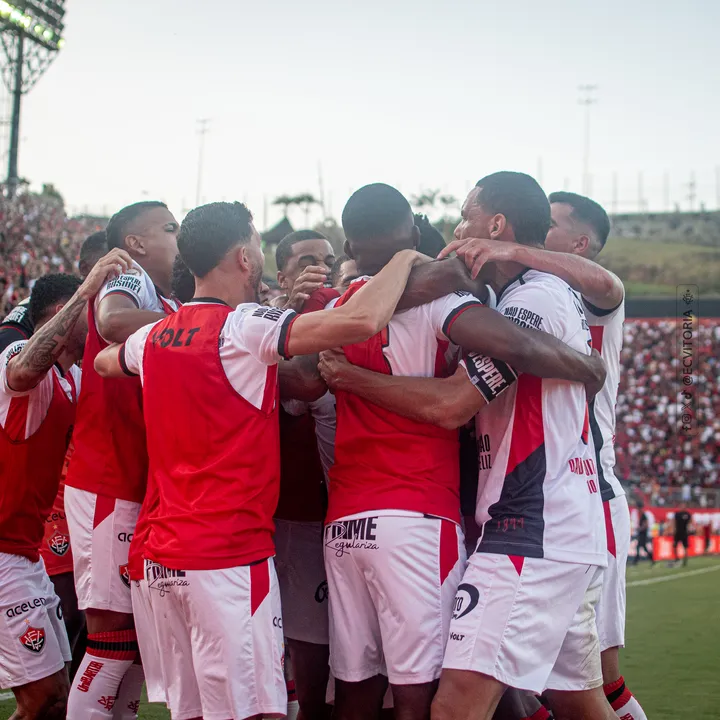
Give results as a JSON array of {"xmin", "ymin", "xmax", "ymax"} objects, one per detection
[
  {"xmin": 119, "ymin": 564, "xmax": 131, "ymax": 589},
  {"xmin": 19, "ymin": 625, "xmax": 46, "ymax": 653},
  {"xmin": 48, "ymin": 532, "xmax": 70, "ymax": 556}
]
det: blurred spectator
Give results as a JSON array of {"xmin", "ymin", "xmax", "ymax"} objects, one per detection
[
  {"xmin": 615, "ymin": 320, "xmax": 720, "ymax": 503},
  {"xmin": 0, "ymin": 189, "xmax": 104, "ymax": 315}
]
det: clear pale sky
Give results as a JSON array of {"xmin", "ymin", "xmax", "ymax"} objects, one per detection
[{"xmin": 4, "ymin": 0, "xmax": 719, "ymax": 226}]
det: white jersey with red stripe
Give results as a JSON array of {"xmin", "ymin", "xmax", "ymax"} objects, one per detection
[
  {"xmin": 464, "ymin": 269, "xmax": 606, "ymax": 567},
  {"xmin": 584, "ymin": 295, "xmax": 625, "ymax": 501},
  {"xmin": 0, "ymin": 341, "xmax": 80, "ymax": 438},
  {"xmin": 95, "ymin": 261, "xmax": 178, "ymax": 332}
]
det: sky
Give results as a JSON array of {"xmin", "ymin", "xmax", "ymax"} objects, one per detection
[{"xmin": 3, "ymin": 0, "xmax": 719, "ymax": 226}]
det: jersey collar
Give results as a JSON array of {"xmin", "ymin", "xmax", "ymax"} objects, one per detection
[
  {"xmin": 190, "ymin": 296, "xmax": 231, "ymax": 307},
  {"xmin": 496, "ymin": 268, "xmax": 530, "ymax": 303}
]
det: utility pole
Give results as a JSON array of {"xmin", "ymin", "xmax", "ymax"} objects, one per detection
[
  {"xmin": 611, "ymin": 172, "xmax": 618, "ymax": 215},
  {"xmin": 686, "ymin": 172, "xmax": 697, "ymax": 212},
  {"xmin": 663, "ymin": 172, "xmax": 670, "ymax": 212},
  {"xmin": 7, "ymin": 33, "xmax": 24, "ymax": 197},
  {"xmin": 637, "ymin": 172, "xmax": 645, "ymax": 213},
  {"xmin": 195, "ymin": 118, "xmax": 210, "ymax": 207},
  {"xmin": 318, "ymin": 162, "xmax": 326, "ymax": 218},
  {"xmin": 578, "ymin": 85, "xmax": 598, "ymax": 196}
]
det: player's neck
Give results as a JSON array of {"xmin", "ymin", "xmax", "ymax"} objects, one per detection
[
  {"xmin": 57, "ymin": 349, "xmax": 76, "ymax": 374},
  {"xmin": 193, "ymin": 275, "xmax": 255, "ymax": 308},
  {"xmin": 141, "ymin": 259, "xmax": 172, "ymax": 298},
  {"xmin": 491, "ymin": 260, "xmax": 528, "ymax": 294}
]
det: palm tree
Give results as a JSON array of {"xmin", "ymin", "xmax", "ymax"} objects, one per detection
[
  {"xmin": 411, "ymin": 189, "xmax": 440, "ymax": 211},
  {"xmin": 273, "ymin": 195, "xmax": 295, "ymax": 218},
  {"xmin": 292, "ymin": 193, "xmax": 319, "ymax": 227}
]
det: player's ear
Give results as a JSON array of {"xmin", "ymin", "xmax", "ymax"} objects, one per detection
[
  {"xmin": 277, "ymin": 269, "xmax": 288, "ymax": 291},
  {"xmin": 489, "ymin": 214, "xmax": 507, "ymax": 240},
  {"xmin": 576, "ymin": 234, "xmax": 591, "ymax": 253},
  {"xmin": 125, "ymin": 234, "xmax": 144, "ymax": 255},
  {"xmin": 344, "ymin": 241, "xmax": 354, "ymax": 260},
  {"xmin": 410, "ymin": 224, "xmax": 421, "ymax": 250},
  {"xmin": 236, "ymin": 245, "xmax": 252, "ymax": 272}
]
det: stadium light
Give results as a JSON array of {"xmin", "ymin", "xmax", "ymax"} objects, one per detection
[{"xmin": 0, "ymin": 0, "xmax": 66, "ymax": 196}]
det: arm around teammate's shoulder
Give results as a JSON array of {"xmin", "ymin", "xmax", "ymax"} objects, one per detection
[
  {"xmin": 285, "ymin": 249, "xmax": 424, "ymax": 357},
  {"xmin": 447, "ymin": 304, "xmax": 606, "ymax": 389}
]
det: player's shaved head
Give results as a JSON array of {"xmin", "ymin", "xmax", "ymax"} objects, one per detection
[
  {"xmin": 106, "ymin": 201, "xmax": 168, "ymax": 250},
  {"xmin": 341, "ymin": 183, "xmax": 419, "ymax": 275},
  {"xmin": 474, "ymin": 172, "xmax": 550, "ymax": 247},
  {"xmin": 178, "ymin": 202, "xmax": 255, "ymax": 278}
]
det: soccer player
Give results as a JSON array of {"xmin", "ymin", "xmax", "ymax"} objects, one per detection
[
  {"xmin": 319, "ymin": 180, "xmax": 607, "ymax": 720},
  {"xmin": 64, "ymin": 201, "xmax": 181, "ymax": 719},
  {"xmin": 633, "ymin": 504, "xmax": 654, "ymax": 566},
  {"xmin": 78, "ymin": 231, "xmax": 109, "ymax": 279},
  {"xmin": 0, "ymin": 252, "xmax": 132, "ymax": 720},
  {"xmin": 441, "ymin": 191, "xmax": 649, "ymax": 719},
  {"xmin": 275, "ymin": 229, "xmax": 337, "ymax": 311},
  {"xmin": 330, "ymin": 255, "xmax": 359, "ymax": 292},
  {"xmin": 673, "ymin": 502, "xmax": 693, "ymax": 567},
  {"xmin": 318, "ymin": 173, "xmax": 614, "ymax": 720},
  {"xmin": 92, "ymin": 201, "xmax": 426, "ymax": 720},
  {"xmin": 273, "ymin": 230, "xmax": 339, "ymax": 720}
]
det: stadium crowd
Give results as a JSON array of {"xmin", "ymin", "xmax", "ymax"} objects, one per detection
[
  {"xmin": 615, "ymin": 320, "xmax": 720, "ymax": 504},
  {"xmin": 0, "ymin": 192, "xmax": 102, "ymax": 315}
]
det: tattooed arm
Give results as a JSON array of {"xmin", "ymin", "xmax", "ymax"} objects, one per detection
[{"xmin": 6, "ymin": 249, "xmax": 132, "ymax": 392}]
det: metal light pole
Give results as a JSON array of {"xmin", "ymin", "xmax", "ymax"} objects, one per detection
[
  {"xmin": 195, "ymin": 118, "xmax": 210, "ymax": 207},
  {"xmin": 578, "ymin": 85, "xmax": 598, "ymax": 196}
]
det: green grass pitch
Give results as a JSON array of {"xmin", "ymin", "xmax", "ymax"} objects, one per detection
[{"xmin": 2, "ymin": 556, "xmax": 718, "ymax": 719}]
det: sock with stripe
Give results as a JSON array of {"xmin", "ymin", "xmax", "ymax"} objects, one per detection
[
  {"xmin": 604, "ymin": 676, "xmax": 648, "ymax": 720},
  {"xmin": 66, "ymin": 630, "xmax": 138, "ymax": 719},
  {"xmin": 113, "ymin": 659, "xmax": 144, "ymax": 719}
]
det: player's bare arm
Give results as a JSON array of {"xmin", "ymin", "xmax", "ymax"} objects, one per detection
[
  {"xmin": 96, "ymin": 292, "xmax": 167, "ymax": 344},
  {"xmin": 286, "ymin": 249, "xmax": 425, "ymax": 356},
  {"xmin": 395, "ymin": 257, "xmax": 489, "ymax": 310},
  {"xmin": 442, "ymin": 237, "xmax": 624, "ymax": 310},
  {"xmin": 448, "ymin": 306, "xmax": 606, "ymax": 393},
  {"xmin": 320, "ymin": 308, "xmax": 606, "ymax": 430},
  {"xmin": 7, "ymin": 249, "xmax": 132, "ymax": 392},
  {"xmin": 278, "ymin": 354, "xmax": 325, "ymax": 402},
  {"xmin": 320, "ymin": 351, "xmax": 484, "ymax": 429}
]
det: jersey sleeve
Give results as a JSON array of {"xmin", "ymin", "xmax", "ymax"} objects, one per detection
[
  {"xmin": 0, "ymin": 340, "xmax": 53, "ymax": 398},
  {"xmin": 227, "ymin": 304, "xmax": 298, "ymax": 365},
  {"xmin": 425, "ymin": 291, "xmax": 485, "ymax": 342},
  {"xmin": 0, "ymin": 324, "xmax": 30, "ymax": 353},
  {"xmin": 119, "ymin": 322, "xmax": 158, "ymax": 379},
  {"xmin": 459, "ymin": 351, "xmax": 518, "ymax": 404},
  {"xmin": 496, "ymin": 282, "xmax": 569, "ymax": 341},
  {"xmin": 303, "ymin": 287, "xmax": 341, "ymax": 314},
  {"xmin": 96, "ymin": 264, "xmax": 155, "ymax": 310}
]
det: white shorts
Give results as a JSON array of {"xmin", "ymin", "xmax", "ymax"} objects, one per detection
[
  {"xmin": 145, "ymin": 557, "xmax": 286, "ymax": 720},
  {"xmin": 275, "ymin": 520, "xmax": 329, "ymax": 645},
  {"xmin": 596, "ymin": 495, "xmax": 630, "ymax": 652},
  {"xmin": 131, "ymin": 576, "xmax": 166, "ymax": 704},
  {"xmin": 65, "ymin": 487, "xmax": 140, "ymax": 614},
  {"xmin": 324, "ymin": 512, "xmax": 466, "ymax": 685},
  {"xmin": 0, "ymin": 553, "xmax": 72, "ymax": 687},
  {"xmin": 443, "ymin": 552, "xmax": 604, "ymax": 693}
]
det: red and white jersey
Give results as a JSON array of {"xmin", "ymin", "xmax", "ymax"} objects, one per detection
[
  {"xmin": 0, "ymin": 341, "xmax": 78, "ymax": 561},
  {"xmin": 464, "ymin": 270, "xmax": 606, "ymax": 567},
  {"xmin": 66, "ymin": 262, "xmax": 179, "ymax": 504},
  {"xmin": 329, "ymin": 279, "xmax": 483, "ymax": 525},
  {"xmin": 121, "ymin": 299, "xmax": 296, "ymax": 570},
  {"xmin": 584, "ymin": 295, "xmax": 625, "ymax": 501}
]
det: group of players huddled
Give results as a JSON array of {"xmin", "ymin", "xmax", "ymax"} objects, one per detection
[{"xmin": 0, "ymin": 172, "xmax": 650, "ymax": 720}]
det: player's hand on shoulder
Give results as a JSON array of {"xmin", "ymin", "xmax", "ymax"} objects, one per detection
[
  {"xmin": 318, "ymin": 349, "xmax": 354, "ymax": 392},
  {"xmin": 78, "ymin": 249, "xmax": 134, "ymax": 300},
  {"xmin": 439, "ymin": 238, "xmax": 517, "ymax": 279},
  {"xmin": 286, "ymin": 265, "xmax": 329, "ymax": 312},
  {"xmin": 584, "ymin": 348, "xmax": 607, "ymax": 401}
]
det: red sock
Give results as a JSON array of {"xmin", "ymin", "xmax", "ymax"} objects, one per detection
[
  {"xmin": 526, "ymin": 708, "xmax": 551, "ymax": 720},
  {"xmin": 604, "ymin": 676, "xmax": 648, "ymax": 720}
]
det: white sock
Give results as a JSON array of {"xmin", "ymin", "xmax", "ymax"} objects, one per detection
[
  {"xmin": 113, "ymin": 662, "xmax": 144, "ymax": 719},
  {"xmin": 613, "ymin": 693, "xmax": 649, "ymax": 720},
  {"xmin": 66, "ymin": 631, "xmax": 138, "ymax": 719},
  {"xmin": 604, "ymin": 676, "xmax": 648, "ymax": 720}
]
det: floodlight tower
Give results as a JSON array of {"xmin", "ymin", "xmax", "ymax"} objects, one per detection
[{"xmin": 0, "ymin": 0, "xmax": 65, "ymax": 197}]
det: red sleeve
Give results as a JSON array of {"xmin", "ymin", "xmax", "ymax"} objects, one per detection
[{"xmin": 302, "ymin": 287, "xmax": 341, "ymax": 314}]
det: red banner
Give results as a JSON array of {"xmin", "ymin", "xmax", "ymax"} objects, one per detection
[{"xmin": 652, "ymin": 534, "xmax": 720, "ymax": 561}]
